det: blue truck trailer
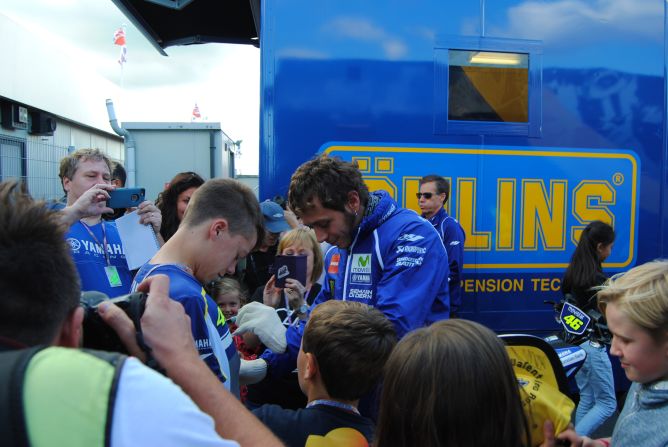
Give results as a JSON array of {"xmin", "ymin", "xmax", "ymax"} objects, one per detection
[{"xmin": 114, "ymin": 0, "xmax": 666, "ymax": 336}]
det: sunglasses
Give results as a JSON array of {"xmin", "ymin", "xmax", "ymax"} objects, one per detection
[{"xmin": 416, "ymin": 192, "xmax": 436, "ymax": 199}]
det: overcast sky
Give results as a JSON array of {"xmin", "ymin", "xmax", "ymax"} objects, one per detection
[{"xmin": 2, "ymin": 0, "xmax": 261, "ymax": 174}]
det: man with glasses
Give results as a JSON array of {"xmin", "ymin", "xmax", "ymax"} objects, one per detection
[{"xmin": 418, "ymin": 174, "xmax": 466, "ymax": 317}]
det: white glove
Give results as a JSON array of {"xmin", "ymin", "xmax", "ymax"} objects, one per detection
[
  {"xmin": 233, "ymin": 302, "xmax": 287, "ymax": 353},
  {"xmin": 239, "ymin": 358, "xmax": 268, "ymax": 385}
]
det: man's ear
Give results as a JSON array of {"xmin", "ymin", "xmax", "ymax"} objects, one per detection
[
  {"xmin": 56, "ymin": 306, "xmax": 84, "ymax": 348},
  {"xmin": 303, "ymin": 352, "xmax": 318, "ymax": 381},
  {"xmin": 210, "ymin": 218, "xmax": 230, "ymax": 240},
  {"xmin": 346, "ymin": 191, "xmax": 361, "ymax": 214},
  {"xmin": 62, "ymin": 177, "xmax": 72, "ymax": 194}
]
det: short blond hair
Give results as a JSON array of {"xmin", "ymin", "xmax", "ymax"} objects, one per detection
[
  {"xmin": 598, "ymin": 260, "xmax": 668, "ymax": 341},
  {"xmin": 59, "ymin": 148, "xmax": 112, "ymax": 183},
  {"xmin": 277, "ymin": 227, "xmax": 323, "ymax": 284}
]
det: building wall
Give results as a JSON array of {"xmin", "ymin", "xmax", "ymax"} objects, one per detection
[
  {"xmin": 0, "ymin": 13, "xmax": 124, "ymax": 201},
  {"xmin": 0, "ymin": 117, "xmax": 123, "ymax": 201}
]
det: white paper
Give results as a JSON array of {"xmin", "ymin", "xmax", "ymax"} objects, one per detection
[{"xmin": 115, "ymin": 210, "xmax": 160, "ymax": 270}]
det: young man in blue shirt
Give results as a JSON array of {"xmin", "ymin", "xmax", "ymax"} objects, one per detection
[{"xmin": 133, "ymin": 178, "xmax": 264, "ymax": 395}]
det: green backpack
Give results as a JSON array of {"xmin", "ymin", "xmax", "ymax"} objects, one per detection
[{"xmin": 0, "ymin": 346, "xmax": 126, "ymax": 447}]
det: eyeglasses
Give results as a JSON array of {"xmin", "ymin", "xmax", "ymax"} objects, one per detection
[{"xmin": 416, "ymin": 192, "xmax": 434, "ymax": 199}]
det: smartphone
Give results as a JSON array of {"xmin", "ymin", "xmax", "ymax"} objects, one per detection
[
  {"xmin": 273, "ymin": 255, "xmax": 307, "ymax": 288},
  {"xmin": 107, "ymin": 187, "xmax": 145, "ymax": 209}
]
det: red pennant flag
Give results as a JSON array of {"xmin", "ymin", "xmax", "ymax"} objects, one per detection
[{"xmin": 113, "ymin": 27, "xmax": 126, "ymax": 46}]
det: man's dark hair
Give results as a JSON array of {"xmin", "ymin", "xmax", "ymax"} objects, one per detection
[
  {"xmin": 302, "ymin": 300, "xmax": 396, "ymax": 401},
  {"xmin": 111, "ymin": 161, "xmax": 127, "ymax": 187},
  {"xmin": 0, "ymin": 181, "xmax": 81, "ymax": 345},
  {"xmin": 181, "ymin": 178, "xmax": 264, "ymax": 249},
  {"xmin": 288, "ymin": 155, "xmax": 369, "ymax": 215},
  {"xmin": 419, "ymin": 174, "xmax": 450, "ymax": 203}
]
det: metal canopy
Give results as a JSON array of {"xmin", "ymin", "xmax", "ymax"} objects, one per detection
[{"xmin": 111, "ymin": 0, "xmax": 260, "ymax": 56}]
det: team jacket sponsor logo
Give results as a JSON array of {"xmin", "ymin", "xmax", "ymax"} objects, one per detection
[
  {"xmin": 195, "ymin": 338, "xmax": 211, "ymax": 350},
  {"xmin": 348, "ymin": 288, "xmax": 372, "ymax": 300},
  {"xmin": 351, "ymin": 273, "xmax": 371, "ymax": 284},
  {"xmin": 350, "ymin": 253, "xmax": 372, "ymax": 284},
  {"xmin": 397, "ymin": 233, "xmax": 424, "ymax": 242},
  {"xmin": 396, "ymin": 256, "xmax": 424, "ymax": 267},
  {"xmin": 396, "ymin": 245, "xmax": 427, "ymax": 254},
  {"xmin": 351, "ymin": 254, "xmax": 371, "ymax": 273},
  {"xmin": 328, "ymin": 253, "xmax": 340, "ymax": 274}
]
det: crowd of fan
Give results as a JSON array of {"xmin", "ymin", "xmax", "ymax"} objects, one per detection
[{"xmin": 0, "ymin": 148, "xmax": 666, "ymax": 447}]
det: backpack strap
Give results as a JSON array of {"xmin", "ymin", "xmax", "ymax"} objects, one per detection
[{"xmin": 0, "ymin": 345, "xmax": 47, "ymax": 447}]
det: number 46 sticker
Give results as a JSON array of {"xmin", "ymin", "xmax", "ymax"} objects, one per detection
[{"xmin": 560, "ymin": 303, "xmax": 591, "ymax": 335}]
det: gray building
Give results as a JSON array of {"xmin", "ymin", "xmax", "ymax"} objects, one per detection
[{"xmin": 120, "ymin": 122, "xmax": 237, "ymax": 201}]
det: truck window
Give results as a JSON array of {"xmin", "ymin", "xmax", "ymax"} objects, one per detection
[{"xmin": 448, "ymin": 50, "xmax": 528, "ymax": 123}]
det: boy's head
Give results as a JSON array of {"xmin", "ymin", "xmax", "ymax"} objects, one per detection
[
  {"xmin": 180, "ymin": 178, "xmax": 264, "ymax": 282},
  {"xmin": 299, "ymin": 300, "xmax": 396, "ymax": 401},
  {"xmin": 598, "ymin": 260, "xmax": 668, "ymax": 383},
  {"xmin": 0, "ymin": 181, "xmax": 82, "ymax": 346}
]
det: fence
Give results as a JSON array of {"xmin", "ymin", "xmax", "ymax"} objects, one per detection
[{"xmin": 0, "ymin": 135, "xmax": 69, "ymax": 201}]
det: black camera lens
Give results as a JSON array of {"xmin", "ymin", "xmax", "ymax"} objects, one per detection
[{"xmin": 80, "ymin": 291, "xmax": 147, "ymax": 353}]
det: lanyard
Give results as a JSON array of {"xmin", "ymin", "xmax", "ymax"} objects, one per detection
[
  {"xmin": 79, "ymin": 220, "xmax": 110, "ymax": 266},
  {"xmin": 307, "ymin": 399, "xmax": 360, "ymax": 415}
]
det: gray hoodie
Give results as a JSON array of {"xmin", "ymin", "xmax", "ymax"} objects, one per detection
[{"xmin": 612, "ymin": 380, "xmax": 668, "ymax": 446}]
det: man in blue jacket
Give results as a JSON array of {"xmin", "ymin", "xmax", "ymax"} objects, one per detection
[
  {"xmin": 237, "ymin": 155, "xmax": 449, "ymax": 384},
  {"xmin": 418, "ymin": 174, "xmax": 466, "ymax": 317}
]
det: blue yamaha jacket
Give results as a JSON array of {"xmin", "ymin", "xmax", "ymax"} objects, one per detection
[
  {"xmin": 261, "ymin": 191, "xmax": 450, "ymax": 379},
  {"xmin": 424, "ymin": 207, "xmax": 466, "ymax": 314}
]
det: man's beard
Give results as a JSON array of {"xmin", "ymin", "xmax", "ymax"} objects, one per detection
[{"xmin": 337, "ymin": 209, "xmax": 358, "ymax": 248}]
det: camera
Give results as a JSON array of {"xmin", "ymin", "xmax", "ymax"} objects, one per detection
[{"xmin": 80, "ymin": 291, "xmax": 148, "ymax": 353}]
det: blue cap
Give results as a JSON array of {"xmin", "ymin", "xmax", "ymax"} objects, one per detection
[{"xmin": 260, "ymin": 200, "xmax": 291, "ymax": 233}]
